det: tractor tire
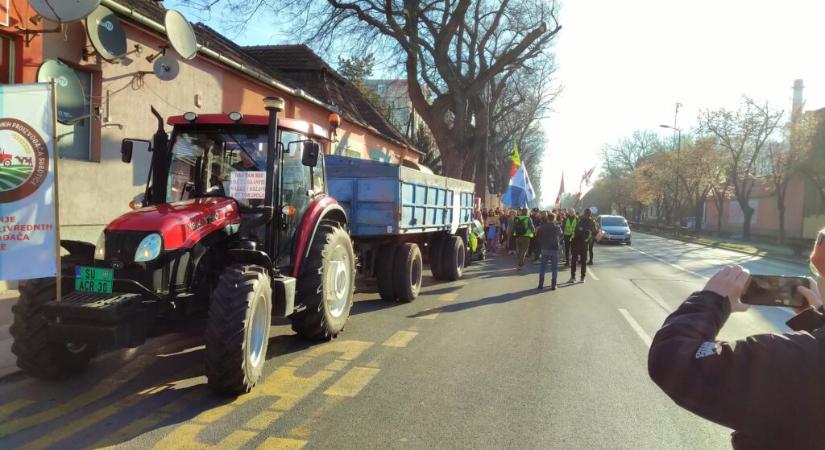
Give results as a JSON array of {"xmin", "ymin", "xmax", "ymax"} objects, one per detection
[
  {"xmin": 11, "ymin": 256, "xmax": 96, "ymax": 379},
  {"xmin": 376, "ymin": 244, "xmax": 397, "ymax": 302},
  {"xmin": 205, "ymin": 264, "xmax": 272, "ymax": 395},
  {"xmin": 441, "ymin": 236, "xmax": 466, "ymax": 281},
  {"xmin": 291, "ymin": 224, "xmax": 355, "ymax": 340},
  {"xmin": 429, "ymin": 234, "xmax": 446, "ymax": 280},
  {"xmin": 394, "ymin": 243, "xmax": 422, "ymax": 303}
]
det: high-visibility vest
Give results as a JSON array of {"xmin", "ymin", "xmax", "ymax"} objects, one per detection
[{"xmin": 563, "ymin": 217, "xmax": 577, "ymax": 236}]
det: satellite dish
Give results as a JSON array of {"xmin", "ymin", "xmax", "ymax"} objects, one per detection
[
  {"xmin": 85, "ymin": 6, "xmax": 127, "ymax": 62},
  {"xmin": 164, "ymin": 10, "xmax": 198, "ymax": 60},
  {"xmin": 30, "ymin": 0, "xmax": 101, "ymax": 23},
  {"xmin": 37, "ymin": 59, "xmax": 86, "ymax": 124},
  {"xmin": 153, "ymin": 55, "xmax": 180, "ymax": 82}
]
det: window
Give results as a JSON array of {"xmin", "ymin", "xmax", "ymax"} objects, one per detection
[
  {"xmin": 0, "ymin": 34, "xmax": 14, "ymax": 84},
  {"xmin": 57, "ymin": 68, "xmax": 92, "ymax": 160}
]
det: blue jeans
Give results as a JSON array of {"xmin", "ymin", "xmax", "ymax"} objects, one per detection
[{"xmin": 538, "ymin": 250, "xmax": 559, "ymax": 288}]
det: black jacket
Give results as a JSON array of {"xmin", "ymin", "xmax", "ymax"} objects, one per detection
[
  {"xmin": 571, "ymin": 217, "xmax": 596, "ymax": 248},
  {"xmin": 535, "ymin": 223, "xmax": 562, "ymax": 252},
  {"xmin": 648, "ymin": 291, "xmax": 825, "ymax": 449}
]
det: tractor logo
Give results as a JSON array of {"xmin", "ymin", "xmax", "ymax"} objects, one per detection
[{"xmin": 0, "ymin": 119, "xmax": 49, "ymax": 203}]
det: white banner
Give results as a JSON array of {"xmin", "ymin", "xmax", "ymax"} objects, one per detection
[
  {"xmin": 229, "ymin": 171, "xmax": 266, "ymax": 199},
  {"xmin": 0, "ymin": 83, "xmax": 57, "ymax": 280}
]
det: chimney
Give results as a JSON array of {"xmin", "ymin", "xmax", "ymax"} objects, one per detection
[{"xmin": 792, "ymin": 79, "xmax": 804, "ymax": 120}]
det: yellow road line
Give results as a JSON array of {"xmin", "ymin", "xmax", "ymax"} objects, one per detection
[
  {"xmin": 438, "ymin": 293, "xmax": 459, "ymax": 302},
  {"xmin": 324, "ymin": 367, "xmax": 380, "ymax": 397},
  {"xmin": 288, "ymin": 395, "xmax": 343, "ymax": 439},
  {"xmin": 256, "ymin": 437, "xmax": 307, "ymax": 450},
  {"xmin": 244, "ymin": 410, "xmax": 285, "ymax": 431},
  {"xmin": 417, "ymin": 312, "xmax": 439, "ymax": 320},
  {"xmin": 382, "ymin": 330, "xmax": 418, "ymax": 348},
  {"xmin": 0, "ymin": 399, "xmax": 34, "ymax": 422}
]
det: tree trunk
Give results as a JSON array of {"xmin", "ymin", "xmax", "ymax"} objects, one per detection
[
  {"xmin": 715, "ymin": 195, "xmax": 725, "ymax": 236},
  {"xmin": 742, "ymin": 206, "xmax": 754, "ymax": 240},
  {"xmin": 777, "ymin": 181, "xmax": 788, "ymax": 244},
  {"xmin": 695, "ymin": 199, "xmax": 705, "ymax": 233}
]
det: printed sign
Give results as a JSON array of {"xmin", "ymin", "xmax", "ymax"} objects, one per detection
[
  {"xmin": 0, "ymin": 83, "xmax": 57, "ymax": 280},
  {"xmin": 229, "ymin": 171, "xmax": 266, "ymax": 200}
]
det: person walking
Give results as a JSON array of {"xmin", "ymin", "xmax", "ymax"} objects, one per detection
[
  {"xmin": 562, "ymin": 209, "xmax": 577, "ymax": 266},
  {"xmin": 512, "ymin": 208, "xmax": 535, "ymax": 270},
  {"xmin": 507, "ymin": 210, "xmax": 517, "ymax": 255},
  {"xmin": 568, "ymin": 208, "xmax": 596, "ymax": 283},
  {"xmin": 486, "ymin": 209, "xmax": 500, "ymax": 253},
  {"xmin": 588, "ymin": 213, "xmax": 599, "ymax": 265},
  {"xmin": 535, "ymin": 212, "xmax": 562, "ymax": 290}
]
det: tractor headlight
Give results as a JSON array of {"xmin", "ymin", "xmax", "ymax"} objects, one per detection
[
  {"xmin": 134, "ymin": 233, "xmax": 162, "ymax": 262},
  {"xmin": 94, "ymin": 231, "xmax": 106, "ymax": 260}
]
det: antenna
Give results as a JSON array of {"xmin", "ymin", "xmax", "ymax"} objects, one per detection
[
  {"xmin": 153, "ymin": 55, "xmax": 180, "ymax": 82},
  {"xmin": 21, "ymin": 0, "xmax": 101, "ymax": 44},
  {"xmin": 164, "ymin": 10, "xmax": 198, "ymax": 60},
  {"xmin": 37, "ymin": 59, "xmax": 87, "ymax": 125},
  {"xmin": 85, "ymin": 5, "xmax": 127, "ymax": 62}
]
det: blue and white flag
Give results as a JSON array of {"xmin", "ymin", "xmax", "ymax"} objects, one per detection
[{"xmin": 501, "ymin": 162, "xmax": 535, "ymax": 208}]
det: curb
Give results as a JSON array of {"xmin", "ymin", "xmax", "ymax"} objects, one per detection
[{"xmin": 639, "ymin": 231, "xmax": 807, "ymax": 266}]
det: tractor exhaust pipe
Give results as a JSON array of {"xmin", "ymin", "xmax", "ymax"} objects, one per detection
[{"xmin": 263, "ymin": 97, "xmax": 285, "ymax": 257}]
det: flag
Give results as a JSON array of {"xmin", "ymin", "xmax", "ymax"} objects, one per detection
[
  {"xmin": 555, "ymin": 174, "xmax": 565, "ymax": 206},
  {"xmin": 583, "ymin": 166, "xmax": 595, "ymax": 184},
  {"xmin": 502, "ymin": 162, "xmax": 535, "ymax": 208},
  {"xmin": 509, "ymin": 142, "xmax": 521, "ymax": 177}
]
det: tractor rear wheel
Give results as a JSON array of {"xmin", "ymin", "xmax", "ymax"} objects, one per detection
[
  {"xmin": 291, "ymin": 224, "xmax": 355, "ymax": 340},
  {"xmin": 376, "ymin": 243, "xmax": 397, "ymax": 302},
  {"xmin": 441, "ymin": 236, "xmax": 466, "ymax": 281},
  {"xmin": 205, "ymin": 264, "xmax": 272, "ymax": 395},
  {"xmin": 11, "ymin": 256, "xmax": 96, "ymax": 379},
  {"xmin": 394, "ymin": 243, "xmax": 422, "ymax": 302}
]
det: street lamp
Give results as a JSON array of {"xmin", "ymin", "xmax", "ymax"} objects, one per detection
[{"xmin": 659, "ymin": 124, "xmax": 683, "ymax": 225}]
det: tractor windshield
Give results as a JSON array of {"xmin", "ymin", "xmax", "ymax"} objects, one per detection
[{"xmin": 167, "ymin": 129, "xmax": 268, "ymax": 205}]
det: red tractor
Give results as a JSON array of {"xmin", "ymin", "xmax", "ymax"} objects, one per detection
[{"xmin": 10, "ymin": 97, "xmax": 356, "ymax": 394}]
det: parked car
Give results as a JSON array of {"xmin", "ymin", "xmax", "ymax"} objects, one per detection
[{"xmin": 597, "ymin": 215, "xmax": 632, "ymax": 245}]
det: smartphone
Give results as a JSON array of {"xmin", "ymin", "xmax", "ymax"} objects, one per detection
[{"xmin": 741, "ymin": 275, "xmax": 811, "ymax": 307}]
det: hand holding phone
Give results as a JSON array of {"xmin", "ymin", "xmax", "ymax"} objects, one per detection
[{"xmin": 741, "ymin": 275, "xmax": 811, "ymax": 307}]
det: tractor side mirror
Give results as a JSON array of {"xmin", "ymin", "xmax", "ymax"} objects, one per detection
[
  {"xmin": 121, "ymin": 139, "xmax": 151, "ymax": 163},
  {"xmin": 302, "ymin": 142, "xmax": 320, "ymax": 167}
]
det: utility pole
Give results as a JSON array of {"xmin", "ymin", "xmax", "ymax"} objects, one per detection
[{"xmin": 659, "ymin": 101, "xmax": 683, "ymax": 225}]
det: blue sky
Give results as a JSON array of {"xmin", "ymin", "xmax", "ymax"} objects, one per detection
[{"xmin": 172, "ymin": 0, "xmax": 825, "ymax": 206}]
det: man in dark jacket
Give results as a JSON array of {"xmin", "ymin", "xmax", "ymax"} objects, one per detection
[
  {"xmin": 648, "ymin": 264, "xmax": 825, "ymax": 449},
  {"xmin": 535, "ymin": 212, "xmax": 562, "ymax": 290},
  {"xmin": 568, "ymin": 209, "xmax": 596, "ymax": 283}
]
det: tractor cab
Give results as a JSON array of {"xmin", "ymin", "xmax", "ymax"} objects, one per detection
[{"xmin": 11, "ymin": 97, "xmax": 355, "ymax": 395}]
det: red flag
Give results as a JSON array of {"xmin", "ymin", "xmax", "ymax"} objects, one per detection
[{"xmin": 554, "ymin": 174, "xmax": 565, "ymax": 206}]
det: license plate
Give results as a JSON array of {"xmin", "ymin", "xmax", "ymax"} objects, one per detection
[{"xmin": 75, "ymin": 266, "xmax": 113, "ymax": 294}]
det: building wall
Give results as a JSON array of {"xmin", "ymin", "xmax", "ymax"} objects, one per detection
[{"xmin": 702, "ymin": 175, "xmax": 806, "ymax": 239}]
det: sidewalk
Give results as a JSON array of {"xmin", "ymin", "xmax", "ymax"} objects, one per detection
[
  {"xmin": 641, "ymin": 231, "xmax": 808, "ymax": 265},
  {"xmin": 0, "ymin": 290, "xmax": 19, "ymax": 379}
]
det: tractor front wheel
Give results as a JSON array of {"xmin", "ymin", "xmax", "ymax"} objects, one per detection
[
  {"xmin": 291, "ymin": 224, "xmax": 355, "ymax": 340},
  {"xmin": 11, "ymin": 257, "xmax": 96, "ymax": 379},
  {"xmin": 205, "ymin": 264, "xmax": 272, "ymax": 395}
]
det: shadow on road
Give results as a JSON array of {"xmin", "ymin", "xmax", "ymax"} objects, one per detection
[{"xmin": 407, "ymin": 287, "xmax": 541, "ymax": 318}]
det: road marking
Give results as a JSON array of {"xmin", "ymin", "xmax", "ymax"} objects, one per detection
[
  {"xmin": 439, "ymin": 293, "xmax": 459, "ymax": 302},
  {"xmin": 324, "ymin": 367, "xmax": 380, "ymax": 397},
  {"xmin": 417, "ymin": 312, "xmax": 439, "ymax": 320},
  {"xmin": 256, "ymin": 437, "xmax": 307, "ymax": 450},
  {"xmin": 619, "ymin": 308, "xmax": 652, "ymax": 347},
  {"xmin": 629, "ymin": 279, "xmax": 672, "ymax": 314},
  {"xmin": 587, "ymin": 269, "xmax": 599, "ymax": 281},
  {"xmin": 0, "ymin": 399, "xmax": 33, "ymax": 422},
  {"xmin": 288, "ymin": 395, "xmax": 343, "ymax": 439},
  {"xmin": 382, "ymin": 330, "xmax": 418, "ymax": 348},
  {"xmin": 631, "ymin": 247, "xmax": 708, "ymax": 279}
]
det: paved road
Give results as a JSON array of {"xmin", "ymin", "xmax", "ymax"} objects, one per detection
[{"xmin": 0, "ymin": 232, "xmax": 810, "ymax": 449}]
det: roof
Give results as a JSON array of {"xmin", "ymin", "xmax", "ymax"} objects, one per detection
[
  {"xmin": 242, "ymin": 45, "xmax": 415, "ymax": 150},
  {"xmin": 110, "ymin": 1, "xmax": 416, "ymax": 153}
]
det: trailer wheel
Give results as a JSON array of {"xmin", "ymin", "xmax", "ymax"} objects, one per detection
[
  {"xmin": 205, "ymin": 264, "xmax": 272, "ymax": 395},
  {"xmin": 442, "ymin": 236, "xmax": 465, "ymax": 281},
  {"xmin": 376, "ymin": 244, "xmax": 397, "ymax": 302},
  {"xmin": 429, "ymin": 234, "xmax": 446, "ymax": 280},
  {"xmin": 394, "ymin": 243, "xmax": 422, "ymax": 302},
  {"xmin": 291, "ymin": 224, "xmax": 355, "ymax": 340},
  {"xmin": 11, "ymin": 256, "xmax": 96, "ymax": 379}
]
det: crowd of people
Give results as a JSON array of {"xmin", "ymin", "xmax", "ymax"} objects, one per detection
[{"xmin": 476, "ymin": 206, "xmax": 600, "ymax": 290}]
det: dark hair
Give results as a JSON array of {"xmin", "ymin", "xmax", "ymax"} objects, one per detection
[{"xmin": 548, "ymin": 213, "xmax": 556, "ymax": 222}]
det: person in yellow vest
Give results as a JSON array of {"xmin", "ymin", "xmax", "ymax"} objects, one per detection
[
  {"xmin": 513, "ymin": 208, "xmax": 536, "ymax": 270},
  {"xmin": 562, "ymin": 209, "xmax": 578, "ymax": 266}
]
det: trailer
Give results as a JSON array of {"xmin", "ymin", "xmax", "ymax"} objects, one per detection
[{"xmin": 326, "ymin": 155, "xmax": 475, "ymax": 302}]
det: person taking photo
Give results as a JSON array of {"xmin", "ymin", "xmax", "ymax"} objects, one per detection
[{"xmin": 648, "ymin": 229, "xmax": 825, "ymax": 449}]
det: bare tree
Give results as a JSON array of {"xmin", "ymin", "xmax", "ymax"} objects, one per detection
[
  {"xmin": 181, "ymin": 0, "xmax": 561, "ymax": 182},
  {"xmin": 699, "ymin": 97, "xmax": 784, "ymax": 239}
]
